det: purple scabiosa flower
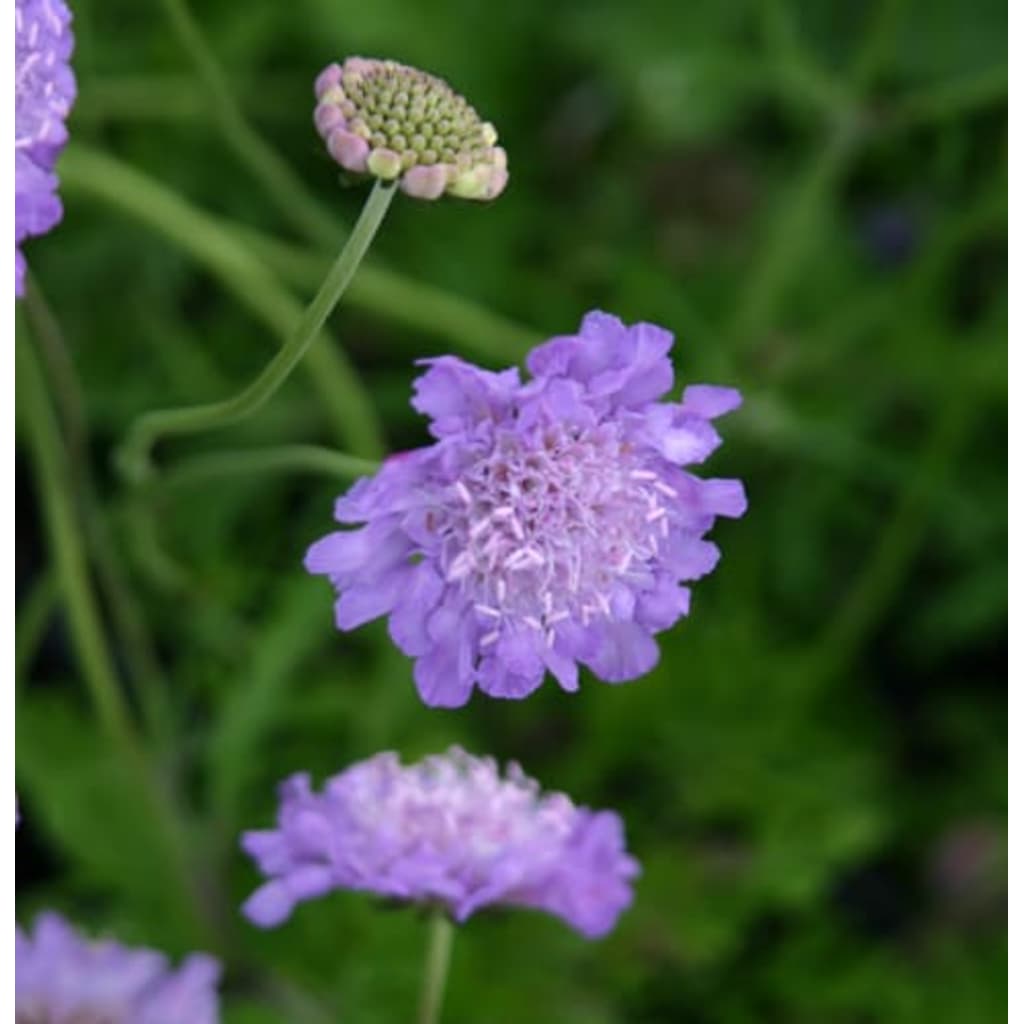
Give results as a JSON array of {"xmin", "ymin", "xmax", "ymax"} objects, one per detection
[
  {"xmin": 314, "ymin": 57, "xmax": 507, "ymax": 200},
  {"xmin": 241, "ymin": 747, "xmax": 638, "ymax": 939},
  {"xmin": 305, "ymin": 310, "xmax": 747, "ymax": 707},
  {"xmin": 15, "ymin": 0, "xmax": 76, "ymax": 296},
  {"xmin": 16, "ymin": 911, "xmax": 221, "ymax": 1022}
]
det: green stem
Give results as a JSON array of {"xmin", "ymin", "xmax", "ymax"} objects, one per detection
[
  {"xmin": 729, "ymin": 121, "xmax": 857, "ymax": 347},
  {"xmin": 60, "ymin": 144, "xmax": 384, "ymax": 457},
  {"xmin": 848, "ymin": 0, "xmax": 910, "ymax": 90},
  {"xmin": 24, "ymin": 278, "xmax": 175, "ymax": 745},
  {"xmin": 803, "ymin": 383, "xmax": 977, "ymax": 686},
  {"xmin": 233, "ymin": 224, "xmax": 542, "ymax": 363},
  {"xmin": 416, "ymin": 910, "xmax": 455, "ymax": 1024},
  {"xmin": 17, "ymin": 319, "xmax": 218, "ymax": 949},
  {"xmin": 160, "ymin": 444, "xmax": 378, "ymax": 490},
  {"xmin": 758, "ymin": 0, "xmax": 851, "ymax": 116},
  {"xmin": 15, "ymin": 571, "xmax": 57, "ymax": 685},
  {"xmin": 116, "ymin": 178, "xmax": 396, "ymax": 484},
  {"xmin": 17, "ymin": 331, "xmax": 135, "ymax": 747},
  {"xmin": 883, "ymin": 65, "xmax": 1008, "ymax": 133},
  {"xmin": 157, "ymin": 0, "xmax": 339, "ymax": 248}
]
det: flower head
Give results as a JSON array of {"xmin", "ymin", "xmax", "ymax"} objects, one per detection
[
  {"xmin": 306, "ymin": 311, "xmax": 747, "ymax": 707},
  {"xmin": 314, "ymin": 57, "xmax": 507, "ymax": 201},
  {"xmin": 16, "ymin": 911, "xmax": 221, "ymax": 1022},
  {"xmin": 241, "ymin": 747, "xmax": 638, "ymax": 939},
  {"xmin": 15, "ymin": 0, "xmax": 76, "ymax": 296}
]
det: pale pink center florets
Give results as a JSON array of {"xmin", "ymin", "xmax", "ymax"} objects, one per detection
[
  {"xmin": 340, "ymin": 751, "xmax": 576, "ymax": 871},
  {"xmin": 435, "ymin": 423, "xmax": 676, "ymax": 642}
]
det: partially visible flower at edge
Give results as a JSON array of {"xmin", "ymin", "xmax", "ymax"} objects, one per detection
[
  {"xmin": 314, "ymin": 57, "xmax": 507, "ymax": 201},
  {"xmin": 16, "ymin": 911, "xmax": 221, "ymax": 1022},
  {"xmin": 305, "ymin": 310, "xmax": 747, "ymax": 707},
  {"xmin": 241, "ymin": 747, "xmax": 639, "ymax": 939},
  {"xmin": 15, "ymin": 0, "xmax": 77, "ymax": 296}
]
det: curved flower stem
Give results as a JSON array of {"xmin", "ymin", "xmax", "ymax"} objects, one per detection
[
  {"xmin": 803, "ymin": 381, "xmax": 977, "ymax": 687},
  {"xmin": 157, "ymin": 0, "xmax": 339, "ymax": 249},
  {"xmin": 159, "ymin": 444, "xmax": 378, "ymax": 490},
  {"xmin": 18, "ymin": 327, "xmax": 222, "ymax": 946},
  {"xmin": 116, "ymin": 178, "xmax": 396, "ymax": 484},
  {"xmin": 24, "ymin": 278, "xmax": 175, "ymax": 745},
  {"xmin": 60, "ymin": 145, "xmax": 383, "ymax": 457},
  {"xmin": 416, "ymin": 910, "xmax": 455, "ymax": 1024},
  {"xmin": 235, "ymin": 225, "xmax": 542, "ymax": 363},
  {"xmin": 15, "ymin": 570, "xmax": 57, "ymax": 687},
  {"xmin": 17, "ymin": 331, "xmax": 135, "ymax": 747}
]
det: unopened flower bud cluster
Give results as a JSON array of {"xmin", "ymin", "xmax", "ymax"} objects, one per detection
[{"xmin": 314, "ymin": 57, "xmax": 508, "ymax": 201}]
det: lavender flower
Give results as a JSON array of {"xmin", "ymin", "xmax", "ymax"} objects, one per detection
[
  {"xmin": 16, "ymin": 911, "xmax": 221, "ymax": 1022},
  {"xmin": 314, "ymin": 57, "xmax": 507, "ymax": 201},
  {"xmin": 241, "ymin": 747, "xmax": 638, "ymax": 939},
  {"xmin": 15, "ymin": 0, "xmax": 76, "ymax": 296},
  {"xmin": 306, "ymin": 311, "xmax": 747, "ymax": 707}
]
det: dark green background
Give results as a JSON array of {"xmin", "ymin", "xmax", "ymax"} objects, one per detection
[{"xmin": 16, "ymin": 1, "xmax": 1006, "ymax": 1020}]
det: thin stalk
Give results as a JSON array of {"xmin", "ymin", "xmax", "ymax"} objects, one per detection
[
  {"xmin": 232, "ymin": 224, "xmax": 542, "ymax": 363},
  {"xmin": 157, "ymin": 0, "xmax": 340, "ymax": 248},
  {"xmin": 883, "ymin": 65, "xmax": 1008, "ymax": 134},
  {"xmin": 758, "ymin": 0, "xmax": 851, "ymax": 116},
  {"xmin": 18, "ymin": 328, "xmax": 221, "ymax": 946},
  {"xmin": 803, "ymin": 384, "xmax": 977, "ymax": 686},
  {"xmin": 60, "ymin": 144, "xmax": 384, "ymax": 458},
  {"xmin": 732, "ymin": 0, "xmax": 916, "ymax": 352},
  {"xmin": 848, "ymin": 0, "xmax": 910, "ymax": 91},
  {"xmin": 15, "ymin": 571, "xmax": 57, "ymax": 685},
  {"xmin": 116, "ymin": 178, "xmax": 396, "ymax": 484},
  {"xmin": 17, "ymin": 331, "xmax": 135, "ymax": 747},
  {"xmin": 417, "ymin": 910, "xmax": 455, "ymax": 1024},
  {"xmin": 61, "ymin": 144, "xmax": 543, "ymax": 368},
  {"xmin": 24, "ymin": 279, "xmax": 175, "ymax": 744},
  {"xmin": 729, "ymin": 121, "xmax": 857, "ymax": 347},
  {"xmin": 159, "ymin": 445, "xmax": 377, "ymax": 489}
]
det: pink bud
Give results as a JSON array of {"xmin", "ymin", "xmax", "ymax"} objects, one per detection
[
  {"xmin": 401, "ymin": 164, "xmax": 448, "ymax": 200},
  {"xmin": 314, "ymin": 63, "xmax": 343, "ymax": 100},
  {"xmin": 314, "ymin": 103, "xmax": 345, "ymax": 138},
  {"xmin": 327, "ymin": 129, "xmax": 370, "ymax": 173}
]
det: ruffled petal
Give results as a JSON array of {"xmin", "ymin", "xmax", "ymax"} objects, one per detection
[
  {"xmin": 242, "ymin": 881, "xmax": 295, "ymax": 927},
  {"xmin": 636, "ymin": 578, "xmax": 691, "ymax": 630},
  {"xmin": 582, "ymin": 621, "xmax": 660, "ymax": 683},
  {"xmin": 334, "ymin": 568, "xmax": 408, "ymax": 630},
  {"xmin": 681, "ymin": 384, "xmax": 743, "ymax": 419},
  {"xmin": 413, "ymin": 642, "xmax": 475, "ymax": 707},
  {"xmin": 477, "ymin": 629, "xmax": 545, "ymax": 698},
  {"xmin": 699, "ymin": 478, "xmax": 748, "ymax": 518},
  {"xmin": 388, "ymin": 562, "xmax": 445, "ymax": 655},
  {"xmin": 642, "ymin": 406, "xmax": 723, "ymax": 464},
  {"xmin": 412, "ymin": 355, "xmax": 520, "ymax": 437}
]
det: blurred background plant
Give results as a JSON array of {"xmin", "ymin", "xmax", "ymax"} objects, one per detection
[{"xmin": 15, "ymin": 0, "xmax": 1006, "ymax": 1021}]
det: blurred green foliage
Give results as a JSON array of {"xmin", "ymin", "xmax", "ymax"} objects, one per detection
[{"xmin": 16, "ymin": 0, "xmax": 1006, "ymax": 1021}]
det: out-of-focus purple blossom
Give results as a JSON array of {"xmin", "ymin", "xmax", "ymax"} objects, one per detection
[
  {"xmin": 15, "ymin": 0, "xmax": 76, "ymax": 295},
  {"xmin": 314, "ymin": 57, "xmax": 507, "ymax": 201},
  {"xmin": 861, "ymin": 204, "xmax": 920, "ymax": 268},
  {"xmin": 241, "ymin": 747, "xmax": 639, "ymax": 939},
  {"xmin": 306, "ymin": 310, "xmax": 746, "ymax": 707},
  {"xmin": 16, "ymin": 911, "xmax": 221, "ymax": 1022}
]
